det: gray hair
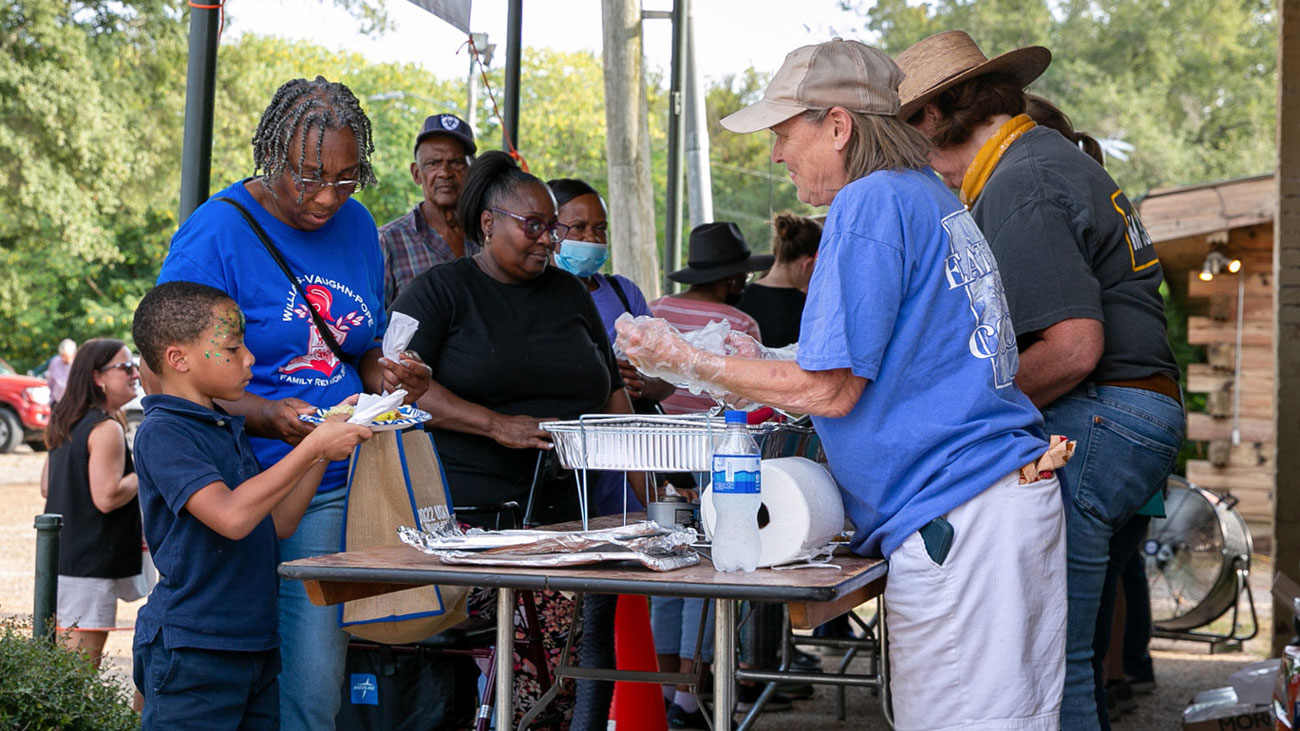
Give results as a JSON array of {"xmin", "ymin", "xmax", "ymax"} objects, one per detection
[{"xmin": 802, "ymin": 108, "xmax": 933, "ymax": 182}]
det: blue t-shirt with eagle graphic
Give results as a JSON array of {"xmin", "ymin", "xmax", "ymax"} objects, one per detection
[{"xmin": 158, "ymin": 179, "xmax": 386, "ymax": 493}]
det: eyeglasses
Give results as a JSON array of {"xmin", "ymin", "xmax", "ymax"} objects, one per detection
[
  {"xmin": 100, "ymin": 362, "xmax": 139, "ymax": 376},
  {"xmin": 288, "ymin": 165, "xmax": 360, "ymax": 197},
  {"xmin": 420, "ymin": 157, "xmax": 469, "ymax": 172},
  {"xmin": 489, "ymin": 208, "xmax": 571, "ymax": 243}
]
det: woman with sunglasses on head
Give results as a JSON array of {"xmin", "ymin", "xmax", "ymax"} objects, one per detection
[
  {"xmin": 393, "ymin": 151, "xmax": 642, "ymax": 726},
  {"xmin": 156, "ymin": 76, "xmax": 432, "ymax": 730},
  {"xmin": 41, "ymin": 339, "xmax": 143, "ymax": 674}
]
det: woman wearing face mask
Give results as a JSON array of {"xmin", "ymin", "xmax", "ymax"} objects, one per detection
[
  {"xmin": 548, "ymin": 179, "xmax": 677, "ymax": 407},
  {"xmin": 548, "ymin": 179, "xmax": 675, "ymax": 513},
  {"xmin": 736, "ymin": 212, "xmax": 822, "ymax": 348}
]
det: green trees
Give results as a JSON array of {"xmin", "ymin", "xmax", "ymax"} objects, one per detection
[
  {"xmin": 705, "ymin": 69, "xmax": 818, "ymax": 252},
  {"xmin": 0, "ymin": 0, "xmax": 187, "ymax": 371},
  {"xmin": 0, "ymin": 1, "xmax": 1277, "ymax": 369},
  {"xmin": 852, "ymin": 0, "xmax": 1277, "ymax": 196}
]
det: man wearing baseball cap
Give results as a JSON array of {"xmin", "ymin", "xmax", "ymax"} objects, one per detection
[
  {"xmin": 896, "ymin": 31, "xmax": 1184, "ymax": 731},
  {"xmin": 378, "ymin": 113, "xmax": 478, "ymax": 307},
  {"xmin": 615, "ymin": 38, "xmax": 1067, "ymax": 731}
]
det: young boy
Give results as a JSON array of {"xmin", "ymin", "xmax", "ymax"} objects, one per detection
[{"xmin": 129, "ymin": 281, "xmax": 372, "ymax": 729}]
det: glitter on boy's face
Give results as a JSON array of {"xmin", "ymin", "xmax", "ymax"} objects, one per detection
[{"xmin": 209, "ymin": 306, "xmax": 246, "ymax": 363}]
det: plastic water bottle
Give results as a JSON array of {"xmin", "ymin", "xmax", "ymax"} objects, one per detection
[{"xmin": 710, "ymin": 410, "xmax": 761, "ymax": 573}]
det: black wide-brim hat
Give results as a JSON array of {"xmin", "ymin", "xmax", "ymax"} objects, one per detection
[{"xmin": 668, "ymin": 221, "xmax": 775, "ymax": 284}]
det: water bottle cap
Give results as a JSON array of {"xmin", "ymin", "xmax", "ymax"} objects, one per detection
[{"xmin": 724, "ymin": 410, "xmax": 746, "ymax": 424}]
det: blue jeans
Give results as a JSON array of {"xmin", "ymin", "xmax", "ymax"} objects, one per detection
[
  {"xmin": 1092, "ymin": 514, "xmax": 1151, "ymax": 731},
  {"xmin": 1121, "ymin": 538, "xmax": 1155, "ymax": 683},
  {"xmin": 651, "ymin": 596, "xmax": 715, "ymax": 663},
  {"xmin": 134, "ymin": 633, "xmax": 280, "ymax": 730},
  {"xmin": 278, "ymin": 485, "xmax": 351, "ymax": 731},
  {"xmin": 1050, "ymin": 384, "xmax": 1183, "ymax": 731}
]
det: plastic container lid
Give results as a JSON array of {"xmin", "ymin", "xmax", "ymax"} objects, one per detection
[{"xmin": 724, "ymin": 410, "xmax": 746, "ymax": 424}]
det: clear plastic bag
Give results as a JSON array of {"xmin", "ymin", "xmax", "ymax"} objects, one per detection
[{"xmin": 612, "ymin": 313, "xmax": 797, "ymax": 406}]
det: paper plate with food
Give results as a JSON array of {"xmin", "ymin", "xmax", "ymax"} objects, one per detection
[{"xmin": 299, "ymin": 402, "xmax": 432, "ymax": 431}]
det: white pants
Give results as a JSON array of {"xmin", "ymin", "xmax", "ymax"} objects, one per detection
[{"xmin": 884, "ymin": 470, "xmax": 1067, "ymax": 731}]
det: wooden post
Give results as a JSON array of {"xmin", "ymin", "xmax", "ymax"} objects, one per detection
[
  {"xmin": 601, "ymin": 0, "xmax": 662, "ymax": 300},
  {"xmin": 1273, "ymin": 0, "xmax": 1300, "ymax": 656}
]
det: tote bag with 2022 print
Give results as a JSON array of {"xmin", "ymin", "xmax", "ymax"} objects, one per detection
[{"xmin": 339, "ymin": 428, "xmax": 468, "ymax": 644}]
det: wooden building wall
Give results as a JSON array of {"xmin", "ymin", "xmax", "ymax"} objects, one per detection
[{"xmin": 1182, "ymin": 223, "xmax": 1276, "ymax": 538}]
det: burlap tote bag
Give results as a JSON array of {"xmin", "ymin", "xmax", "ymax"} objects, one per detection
[{"xmin": 339, "ymin": 428, "xmax": 469, "ymax": 643}]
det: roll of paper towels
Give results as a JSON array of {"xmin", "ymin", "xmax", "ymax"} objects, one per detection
[{"xmin": 700, "ymin": 457, "xmax": 844, "ymax": 568}]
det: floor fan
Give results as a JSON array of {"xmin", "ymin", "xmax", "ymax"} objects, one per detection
[{"xmin": 1144, "ymin": 476, "xmax": 1257, "ymax": 652}]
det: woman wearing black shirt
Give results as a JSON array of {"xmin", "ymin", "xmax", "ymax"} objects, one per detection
[
  {"xmin": 393, "ymin": 150, "xmax": 645, "ymax": 726},
  {"xmin": 735, "ymin": 212, "xmax": 822, "ymax": 348},
  {"xmin": 392, "ymin": 150, "xmax": 642, "ymax": 524}
]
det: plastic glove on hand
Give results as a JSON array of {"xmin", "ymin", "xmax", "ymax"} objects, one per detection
[
  {"xmin": 614, "ymin": 315, "xmax": 701, "ymax": 383},
  {"xmin": 722, "ymin": 330, "xmax": 764, "ymax": 359}
]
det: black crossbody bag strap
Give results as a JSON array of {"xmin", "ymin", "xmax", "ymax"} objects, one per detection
[
  {"xmin": 600, "ymin": 274, "xmax": 664, "ymax": 416},
  {"xmin": 604, "ymin": 273, "xmax": 634, "ymax": 314},
  {"xmin": 214, "ymin": 196, "xmax": 353, "ymax": 367}
]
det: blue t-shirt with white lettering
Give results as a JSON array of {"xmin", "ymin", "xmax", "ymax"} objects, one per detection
[
  {"xmin": 133, "ymin": 395, "xmax": 277, "ymax": 651},
  {"xmin": 157, "ymin": 179, "xmax": 385, "ymax": 491},
  {"xmin": 798, "ymin": 168, "xmax": 1046, "ymax": 558}
]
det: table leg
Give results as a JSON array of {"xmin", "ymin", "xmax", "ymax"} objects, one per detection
[
  {"xmin": 497, "ymin": 587, "xmax": 515, "ymax": 731},
  {"xmin": 714, "ymin": 598, "xmax": 735, "ymax": 731}
]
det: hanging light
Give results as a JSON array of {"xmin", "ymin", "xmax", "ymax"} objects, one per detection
[{"xmin": 1199, "ymin": 250, "xmax": 1242, "ymax": 281}]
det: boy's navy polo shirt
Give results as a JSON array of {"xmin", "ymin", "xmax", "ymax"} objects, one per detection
[{"xmin": 133, "ymin": 394, "xmax": 278, "ymax": 652}]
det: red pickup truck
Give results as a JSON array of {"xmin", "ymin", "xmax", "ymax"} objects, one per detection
[{"xmin": 0, "ymin": 357, "xmax": 51, "ymax": 453}]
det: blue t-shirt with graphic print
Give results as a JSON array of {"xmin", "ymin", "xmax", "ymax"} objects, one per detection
[
  {"xmin": 157, "ymin": 179, "xmax": 386, "ymax": 492},
  {"xmin": 798, "ymin": 168, "xmax": 1047, "ymax": 558}
]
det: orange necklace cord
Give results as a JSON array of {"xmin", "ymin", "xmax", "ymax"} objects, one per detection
[
  {"xmin": 462, "ymin": 36, "xmax": 529, "ymax": 172},
  {"xmin": 189, "ymin": 0, "xmax": 226, "ymax": 41}
]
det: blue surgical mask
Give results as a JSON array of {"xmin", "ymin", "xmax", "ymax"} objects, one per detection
[{"xmin": 554, "ymin": 239, "xmax": 610, "ymax": 278}]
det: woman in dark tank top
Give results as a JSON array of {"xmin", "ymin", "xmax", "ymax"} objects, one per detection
[
  {"xmin": 736, "ymin": 212, "xmax": 823, "ymax": 348},
  {"xmin": 41, "ymin": 338, "xmax": 142, "ymax": 670}
]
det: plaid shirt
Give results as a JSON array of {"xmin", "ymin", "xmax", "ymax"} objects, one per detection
[{"xmin": 378, "ymin": 204, "xmax": 481, "ymax": 308}]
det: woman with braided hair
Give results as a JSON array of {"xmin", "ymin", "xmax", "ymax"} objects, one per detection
[{"xmin": 156, "ymin": 76, "xmax": 431, "ymax": 730}]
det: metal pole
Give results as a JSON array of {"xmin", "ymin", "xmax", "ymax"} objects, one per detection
[
  {"xmin": 503, "ymin": 0, "xmax": 523, "ymax": 152},
  {"xmin": 683, "ymin": 9, "xmax": 713, "ymax": 229},
  {"xmin": 177, "ymin": 3, "xmax": 221, "ymax": 224},
  {"xmin": 663, "ymin": 0, "xmax": 689, "ymax": 294},
  {"xmin": 714, "ymin": 598, "xmax": 735, "ymax": 730},
  {"xmin": 467, "ymin": 48, "xmax": 479, "ymax": 131},
  {"xmin": 33, "ymin": 514, "xmax": 62, "ymax": 641},
  {"xmin": 496, "ymin": 588, "xmax": 516, "ymax": 730}
]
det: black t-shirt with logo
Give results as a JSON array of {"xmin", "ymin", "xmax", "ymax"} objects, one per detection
[
  {"xmin": 971, "ymin": 125, "xmax": 1178, "ymax": 382},
  {"xmin": 393, "ymin": 258, "xmax": 622, "ymax": 521}
]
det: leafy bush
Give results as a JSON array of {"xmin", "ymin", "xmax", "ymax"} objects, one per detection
[{"xmin": 0, "ymin": 616, "xmax": 139, "ymax": 731}]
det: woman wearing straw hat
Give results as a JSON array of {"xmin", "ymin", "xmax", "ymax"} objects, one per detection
[
  {"xmin": 896, "ymin": 30, "xmax": 1184, "ymax": 731},
  {"xmin": 617, "ymin": 38, "xmax": 1067, "ymax": 731}
]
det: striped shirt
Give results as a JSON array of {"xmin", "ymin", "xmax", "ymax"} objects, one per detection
[
  {"xmin": 649, "ymin": 295, "xmax": 762, "ymax": 414},
  {"xmin": 378, "ymin": 204, "xmax": 481, "ymax": 309}
]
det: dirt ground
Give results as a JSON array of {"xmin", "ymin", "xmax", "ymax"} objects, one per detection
[{"xmin": 1, "ymin": 444, "xmax": 1279, "ymax": 729}]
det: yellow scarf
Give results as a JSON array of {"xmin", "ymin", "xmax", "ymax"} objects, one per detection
[{"xmin": 959, "ymin": 114, "xmax": 1036, "ymax": 207}]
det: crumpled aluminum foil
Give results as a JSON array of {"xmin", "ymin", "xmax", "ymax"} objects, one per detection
[
  {"xmin": 432, "ymin": 549, "xmax": 700, "ymax": 572},
  {"xmin": 397, "ymin": 521, "xmax": 701, "ymax": 572}
]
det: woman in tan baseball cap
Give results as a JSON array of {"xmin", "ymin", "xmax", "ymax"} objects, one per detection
[
  {"xmin": 897, "ymin": 30, "xmax": 1186, "ymax": 731},
  {"xmin": 615, "ymin": 38, "xmax": 1068, "ymax": 731}
]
